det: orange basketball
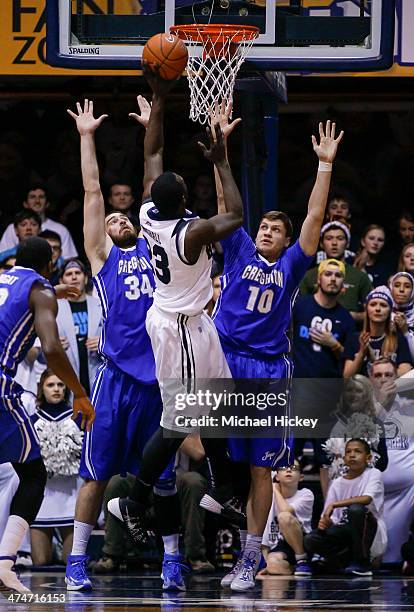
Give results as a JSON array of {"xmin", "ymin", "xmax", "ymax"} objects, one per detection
[{"xmin": 142, "ymin": 33, "xmax": 188, "ymax": 80}]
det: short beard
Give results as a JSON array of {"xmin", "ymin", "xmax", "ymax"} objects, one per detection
[
  {"xmin": 113, "ymin": 231, "xmax": 137, "ymax": 248},
  {"xmin": 321, "ymin": 286, "xmax": 341, "ymax": 297}
]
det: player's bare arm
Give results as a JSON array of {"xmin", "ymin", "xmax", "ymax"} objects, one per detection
[
  {"xmin": 184, "ymin": 123, "xmax": 243, "ymax": 263},
  {"xmin": 67, "ymin": 99, "xmax": 111, "ymax": 275},
  {"xmin": 142, "ymin": 65, "xmax": 179, "ymax": 199},
  {"xmin": 30, "ymin": 284, "xmax": 95, "ymax": 431},
  {"xmin": 299, "ymin": 120, "xmax": 344, "ymax": 256},
  {"xmin": 210, "ymin": 101, "xmax": 242, "ymax": 215}
]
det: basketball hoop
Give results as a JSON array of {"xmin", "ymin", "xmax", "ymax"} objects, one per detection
[{"xmin": 170, "ymin": 24, "xmax": 259, "ymax": 125}]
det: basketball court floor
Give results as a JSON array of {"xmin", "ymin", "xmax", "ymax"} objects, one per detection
[{"xmin": 2, "ymin": 571, "xmax": 414, "ymax": 610}]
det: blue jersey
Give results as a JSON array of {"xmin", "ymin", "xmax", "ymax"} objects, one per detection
[
  {"xmin": 93, "ymin": 238, "xmax": 156, "ymax": 384},
  {"xmin": 0, "ymin": 266, "xmax": 51, "ymax": 391},
  {"xmin": 213, "ymin": 228, "xmax": 313, "ymax": 359}
]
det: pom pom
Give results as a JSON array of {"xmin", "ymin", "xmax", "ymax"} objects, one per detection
[{"xmin": 34, "ymin": 419, "xmax": 83, "ymax": 478}]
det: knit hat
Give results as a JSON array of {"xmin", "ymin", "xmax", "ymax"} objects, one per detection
[
  {"xmin": 320, "ymin": 221, "xmax": 351, "ymax": 246},
  {"xmin": 365, "ymin": 285, "xmax": 393, "ymax": 309}
]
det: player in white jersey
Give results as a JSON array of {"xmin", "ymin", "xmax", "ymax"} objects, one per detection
[{"xmin": 108, "ymin": 68, "xmax": 243, "ymax": 542}]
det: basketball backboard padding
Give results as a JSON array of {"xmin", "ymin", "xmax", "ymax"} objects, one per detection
[{"xmin": 47, "ymin": 0, "xmax": 395, "ymax": 72}]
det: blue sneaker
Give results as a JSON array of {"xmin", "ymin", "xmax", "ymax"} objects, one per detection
[
  {"xmin": 65, "ymin": 554, "xmax": 92, "ymax": 591},
  {"xmin": 294, "ymin": 559, "xmax": 312, "ymax": 576},
  {"xmin": 161, "ymin": 554, "xmax": 188, "ymax": 591}
]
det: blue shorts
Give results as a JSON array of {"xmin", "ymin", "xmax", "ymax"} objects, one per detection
[
  {"xmin": 80, "ymin": 362, "xmax": 175, "ymax": 487},
  {"xmin": 0, "ymin": 374, "xmax": 41, "ymax": 465},
  {"xmin": 225, "ymin": 352, "xmax": 294, "ymax": 469}
]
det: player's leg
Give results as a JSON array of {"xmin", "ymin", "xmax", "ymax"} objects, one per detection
[
  {"xmin": 66, "ymin": 363, "xmax": 120, "ymax": 591},
  {"xmin": 59, "ymin": 527, "xmax": 74, "ymax": 564},
  {"xmin": 0, "ymin": 397, "xmax": 47, "ymax": 594},
  {"xmin": 30, "ymin": 528, "xmax": 53, "ymax": 566}
]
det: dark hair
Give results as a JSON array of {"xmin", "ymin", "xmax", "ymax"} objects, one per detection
[
  {"xmin": 25, "ymin": 183, "xmax": 48, "ymax": 201},
  {"xmin": 109, "ymin": 181, "xmax": 133, "ymax": 193},
  {"xmin": 345, "ymin": 438, "xmax": 371, "ymax": 454},
  {"xmin": 37, "ymin": 368, "xmax": 70, "ymax": 405},
  {"xmin": 15, "ymin": 237, "xmax": 52, "ymax": 273},
  {"xmin": 59, "ymin": 257, "xmax": 88, "ymax": 279},
  {"xmin": 398, "ymin": 211, "xmax": 414, "ymax": 224},
  {"xmin": 151, "ymin": 172, "xmax": 186, "ymax": 214},
  {"xmin": 39, "ymin": 230, "xmax": 61, "ymax": 245},
  {"xmin": 260, "ymin": 211, "xmax": 293, "ymax": 239},
  {"xmin": 13, "ymin": 210, "xmax": 41, "ymax": 228}
]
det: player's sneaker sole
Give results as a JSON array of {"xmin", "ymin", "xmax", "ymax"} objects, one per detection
[{"xmin": 64, "ymin": 577, "xmax": 92, "ymax": 591}]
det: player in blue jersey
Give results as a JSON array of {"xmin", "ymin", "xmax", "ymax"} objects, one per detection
[
  {"xmin": 208, "ymin": 109, "xmax": 344, "ymax": 591},
  {"xmin": 66, "ymin": 99, "xmax": 185, "ymax": 591},
  {"xmin": 0, "ymin": 237, "xmax": 94, "ymax": 594}
]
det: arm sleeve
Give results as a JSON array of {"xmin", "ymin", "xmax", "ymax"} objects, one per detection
[
  {"xmin": 291, "ymin": 489, "xmax": 314, "ymax": 522},
  {"xmin": 344, "ymin": 332, "xmax": 359, "ymax": 360},
  {"xmin": 284, "ymin": 240, "xmax": 314, "ymax": 286},
  {"xmin": 324, "ymin": 480, "xmax": 339, "ymax": 511},
  {"xmin": 220, "ymin": 227, "xmax": 256, "ymax": 271}
]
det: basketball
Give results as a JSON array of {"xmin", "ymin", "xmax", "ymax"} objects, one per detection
[{"xmin": 142, "ymin": 33, "xmax": 188, "ymax": 80}]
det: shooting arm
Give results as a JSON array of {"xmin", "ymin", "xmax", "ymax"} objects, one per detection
[
  {"xmin": 142, "ymin": 94, "xmax": 164, "ymax": 200},
  {"xmin": 31, "ymin": 286, "xmax": 87, "ymax": 399}
]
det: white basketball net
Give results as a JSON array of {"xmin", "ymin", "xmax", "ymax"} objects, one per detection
[{"xmin": 171, "ymin": 25, "xmax": 258, "ymax": 125}]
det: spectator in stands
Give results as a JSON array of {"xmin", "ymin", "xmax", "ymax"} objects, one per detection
[
  {"xmin": 390, "ymin": 272, "xmax": 414, "ymax": 361},
  {"xmin": 398, "ymin": 243, "xmax": 414, "ymax": 275},
  {"xmin": 38, "ymin": 230, "xmax": 64, "ymax": 286},
  {"xmin": 106, "ymin": 182, "xmax": 139, "ymax": 227},
  {"xmin": 343, "ymin": 286, "xmax": 412, "ymax": 377},
  {"xmin": 206, "ymin": 273, "xmax": 222, "ymax": 317},
  {"xmin": 300, "ymin": 220, "xmax": 372, "ymax": 323},
  {"xmin": 0, "ymin": 185, "xmax": 78, "ymax": 259},
  {"xmin": 305, "ymin": 438, "xmax": 387, "ymax": 576},
  {"xmin": 56, "ymin": 259, "xmax": 102, "ymax": 397},
  {"xmin": 398, "ymin": 212, "xmax": 414, "ymax": 247},
  {"xmin": 261, "ymin": 462, "xmax": 314, "ymax": 577},
  {"xmin": 292, "ymin": 258, "xmax": 355, "ymax": 496},
  {"xmin": 30, "ymin": 370, "xmax": 83, "ymax": 565},
  {"xmin": 353, "ymin": 224, "xmax": 393, "ymax": 287},
  {"xmin": 315, "ymin": 218, "xmax": 355, "ymax": 265},
  {"xmin": 370, "ymin": 358, "xmax": 414, "ymax": 564},
  {"xmin": 0, "ymin": 210, "xmax": 41, "ymax": 261}
]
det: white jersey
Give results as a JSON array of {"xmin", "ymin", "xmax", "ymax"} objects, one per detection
[{"xmin": 140, "ymin": 201, "xmax": 213, "ymax": 316}]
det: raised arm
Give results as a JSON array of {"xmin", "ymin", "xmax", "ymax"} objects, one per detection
[
  {"xmin": 141, "ymin": 66, "xmax": 178, "ymax": 200},
  {"xmin": 67, "ymin": 99, "xmax": 110, "ymax": 275},
  {"xmin": 299, "ymin": 121, "xmax": 344, "ymax": 256},
  {"xmin": 30, "ymin": 284, "xmax": 95, "ymax": 431},
  {"xmin": 210, "ymin": 101, "xmax": 241, "ymax": 215},
  {"xmin": 184, "ymin": 123, "xmax": 243, "ymax": 263}
]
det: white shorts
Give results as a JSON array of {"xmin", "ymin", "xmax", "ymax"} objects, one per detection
[{"xmin": 146, "ymin": 305, "xmax": 231, "ymax": 431}]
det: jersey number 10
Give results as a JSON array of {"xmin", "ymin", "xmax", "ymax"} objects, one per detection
[{"xmin": 246, "ymin": 286, "xmax": 274, "ymax": 314}]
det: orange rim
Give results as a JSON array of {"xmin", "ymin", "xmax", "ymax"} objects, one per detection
[{"xmin": 170, "ymin": 24, "xmax": 259, "ymax": 44}]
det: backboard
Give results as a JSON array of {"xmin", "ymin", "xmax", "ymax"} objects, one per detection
[{"xmin": 46, "ymin": 0, "xmax": 395, "ymax": 72}]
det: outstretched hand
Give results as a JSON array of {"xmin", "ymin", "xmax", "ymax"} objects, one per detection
[
  {"xmin": 198, "ymin": 123, "xmax": 227, "ymax": 165},
  {"xmin": 142, "ymin": 61, "xmax": 179, "ymax": 97},
  {"xmin": 129, "ymin": 95, "xmax": 152, "ymax": 128},
  {"xmin": 312, "ymin": 120, "xmax": 344, "ymax": 163},
  {"xmin": 67, "ymin": 99, "xmax": 108, "ymax": 135},
  {"xmin": 72, "ymin": 395, "xmax": 95, "ymax": 432},
  {"xmin": 209, "ymin": 100, "xmax": 241, "ymax": 141}
]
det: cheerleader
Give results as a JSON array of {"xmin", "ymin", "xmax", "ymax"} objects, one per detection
[{"xmin": 30, "ymin": 369, "xmax": 83, "ymax": 565}]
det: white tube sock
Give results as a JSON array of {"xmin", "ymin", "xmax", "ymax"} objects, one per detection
[
  {"xmin": 71, "ymin": 521, "xmax": 94, "ymax": 556},
  {"xmin": 162, "ymin": 534, "xmax": 179, "ymax": 555}
]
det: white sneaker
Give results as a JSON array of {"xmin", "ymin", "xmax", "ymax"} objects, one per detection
[
  {"xmin": 221, "ymin": 554, "xmax": 244, "ymax": 588},
  {"xmin": 230, "ymin": 555, "xmax": 258, "ymax": 592},
  {"xmin": 0, "ymin": 560, "xmax": 31, "ymax": 594}
]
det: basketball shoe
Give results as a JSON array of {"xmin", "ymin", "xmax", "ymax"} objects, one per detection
[
  {"xmin": 65, "ymin": 554, "xmax": 92, "ymax": 591},
  {"xmin": 107, "ymin": 497, "xmax": 148, "ymax": 546},
  {"xmin": 0, "ymin": 557, "xmax": 31, "ymax": 594},
  {"xmin": 161, "ymin": 553, "xmax": 189, "ymax": 591},
  {"xmin": 200, "ymin": 488, "xmax": 246, "ymax": 529}
]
